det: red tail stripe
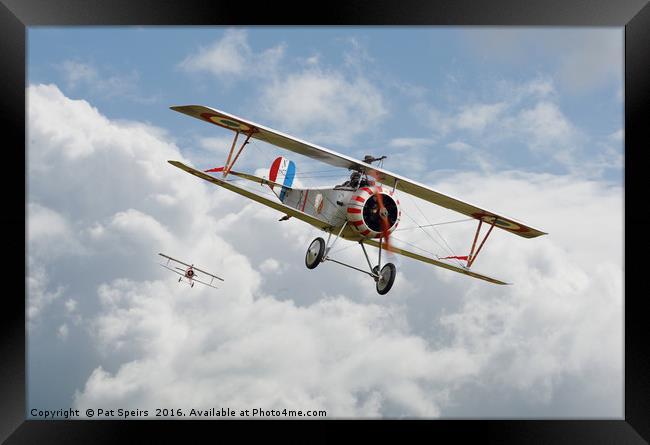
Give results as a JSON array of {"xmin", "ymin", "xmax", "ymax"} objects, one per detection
[
  {"xmin": 269, "ymin": 157, "xmax": 282, "ymax": 183},
  {"xmin": 347, "ymin": 208, "xmax": 362, "ymax": 214}
]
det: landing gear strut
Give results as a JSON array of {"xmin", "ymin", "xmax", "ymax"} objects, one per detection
[{"xmin": 304, "ymin": 229, "xmax": 397, "ymax": 294}]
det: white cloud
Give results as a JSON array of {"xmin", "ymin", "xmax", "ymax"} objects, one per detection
[
  {"xmin": 413, "ymin": 78, "xmax": 608, "ymax": 175},
  {"xmin": 389, "ymin": 138, "xmax": 437, "ymax": 148},
  {"xmin": 259, "ymin": 258, "xmax": 287, "ymax": 274},
  {"xmin": 65, "ymin": 299, "xmax": 78, "ymax": 313},
  {"xmin": 27, "ymin": 261, "xmax": 65, "ymax": 324},
  {"xmin": 76, "ymin": 283, "xmax": 481, "ymax": 417},
  {"xmin": 446, "ymin": 141, "xmax": 471, "ymax": 152},
  {"xmin": 28, "ymin": 84, "xmax": 622, "ymax": 418},
  {"xmin": 197, "ymin": 135, "xmax": 238, "ymax": 156},
  {"xmin": 178, "ymin": 32, "xmax": 387, "ymax": 147},
  {"xmin": 512, "ymin": 101, "xmax": 582, "ymax": 167},
  {"xmin": 609, "ymin": 128, "xmax": 624, "ymax": 142},
  {"xmin": 456, "ymin": 102, "xmax": 507, "ymax": 132},
  {"xmin": 179, "ymin": 29, "xmax": 285, "ymax": 81},
  {"xmin": 57, "ymin": 60, "xmax": 155, "ymax": 103},
  {"xmin": 259, "ymin": 68, "xmax": 387, "ymax": 145},
  {"xmin": 27, "ymin": 203, "xmax": 84, "ymax": 257},
  {"xmin": 60, "ymin": 60, "xmax": 98, "ymax": 88},
  {"xmin": 58, "ymin": 324, "xmax": 69, "ymax": 340}
]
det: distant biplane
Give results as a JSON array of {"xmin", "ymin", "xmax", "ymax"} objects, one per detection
[
  {"xmin": 159, "ymin": 253, "xmax": 224, "ymax": 289},
  {"xmin": 167, "ymin": 105, "xmax": 546, "ymax": 294}
]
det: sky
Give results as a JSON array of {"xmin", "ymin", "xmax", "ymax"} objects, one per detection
[{"xmin": 27, "ymin": 27, "xmax": 623, "ymax": 418}]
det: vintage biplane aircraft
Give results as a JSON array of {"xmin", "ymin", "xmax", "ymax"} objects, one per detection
[
  {"xmin": 167, "ymin": 105, "xmax": 547, "ymax": 294},
  {"xmin": 158, "ymin": 253, "xmax": 224, "ymax": 289}
]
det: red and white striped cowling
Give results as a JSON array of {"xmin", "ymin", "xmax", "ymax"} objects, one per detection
[{"xmin": 346, "ymin": 185, "xmax": 401, "ymax": 239}]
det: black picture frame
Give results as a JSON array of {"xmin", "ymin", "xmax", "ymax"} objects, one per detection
[{"xmin": 3, "ymin": 0, "xmax": 648, "ymax": 442}]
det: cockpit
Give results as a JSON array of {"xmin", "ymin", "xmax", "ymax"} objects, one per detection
[{"xmin": 335, "ymin": 171, "xmax": 376, "ymax": 190}]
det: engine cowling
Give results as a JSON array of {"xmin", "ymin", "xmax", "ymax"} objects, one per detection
[{"xmin": 346, "ymin": 186, "xmax": 401, "ymax": 238}]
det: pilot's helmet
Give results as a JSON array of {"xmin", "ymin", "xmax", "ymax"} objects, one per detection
[{"xmin": 350, "ymin": 171, "xmax": 361, "ymax": 181}]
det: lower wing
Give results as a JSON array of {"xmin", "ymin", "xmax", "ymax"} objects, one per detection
[
  {"xmin": 168, "ymin": 160, "xmax": 332, "ymax": 232},
  {"xmin": 191, "ymin": 277, "xmax": 220, "ymax": 290},
  {"xmin": 362, "ymin": 239, "xmax": 509, "ymax": 285}
]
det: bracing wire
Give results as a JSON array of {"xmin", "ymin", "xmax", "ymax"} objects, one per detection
[
  {"xmin": 411, "ymin": 195, "xmax": 458, "ymax": 256},
  {"xmin": 399, "ymin": 209, "xmax": 463, "ymax": 267},
  {"xmin": 394, "ymin": 218, "xmax": 474, "ymax": 231},
  {"xmin": 400, "ymin": 195, "xmax": 465, "ymax": 268}
]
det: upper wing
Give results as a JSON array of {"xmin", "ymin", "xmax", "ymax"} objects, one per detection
[
  {"xmin": 171, "ymin": 104, "xmax": 546, "ymax": 239},
  {"xmin": 362, "ymin": 239, "xmax": 508, "ymax": 285},
  {"xmin": 159, "ymin": 253, "xmax": 191, "ymax": 268},
  {"xmin": 191, "ymin": 266, "xmax": 225, "ymax": 282},
  {"xmin": 168, "ymin": 160, "xmax": 333, "ymax": 232}
]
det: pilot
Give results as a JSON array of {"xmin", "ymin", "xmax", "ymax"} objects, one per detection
[{"xmin": 349, "ymin": 171, "xmax": 361, "ymax": 188}]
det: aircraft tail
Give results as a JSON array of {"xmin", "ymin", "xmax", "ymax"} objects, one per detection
[{"xmin": 268, "ymin": 156, "xmax": 296, "ymax": 202}]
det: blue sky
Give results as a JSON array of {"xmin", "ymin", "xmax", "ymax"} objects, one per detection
[
  {"xmin": 27, "ymin": 27, "xmax": 623, "ymax": 418},
  {"xmin": 28, "ymin": 27, "xmax": 623, "ymax": 181}
]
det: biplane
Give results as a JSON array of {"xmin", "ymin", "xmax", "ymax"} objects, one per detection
[
  {"xmin": 158, "ymin": 253, "xmax": 224, "ymax": 289},
  {"xmin": 167, "ymin": 105, "xmax": 547, "ymax": 294}
]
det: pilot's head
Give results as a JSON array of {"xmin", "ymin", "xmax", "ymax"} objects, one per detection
[{"xmin": 350, "ymin": 171, "xmax": 361, "ymax": 181}]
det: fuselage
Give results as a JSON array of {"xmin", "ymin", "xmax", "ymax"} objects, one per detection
[{"xmin": 279, "ymin": 184, "xmax": 401, "ymax": 241}]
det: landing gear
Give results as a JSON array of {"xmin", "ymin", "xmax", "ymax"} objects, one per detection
[
  {"xmin": 375, "ymin": 263, "xmax": 396, "ymax": 295},
  {"xmin": 307, "ymin": 227, "xmax": 398, "ymax": 294},
  {"xmin": 305, "ymin": 237, "xmax": 326, "ymax": 269}
]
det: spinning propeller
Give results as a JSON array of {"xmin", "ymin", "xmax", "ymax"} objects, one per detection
[
  {"xmin": 373, "ymin": 187, "xmax": 394, "ymax": 252},
  {"xmin": 366, "ymin": 166, "xmax": 395, "ymax": 252}
]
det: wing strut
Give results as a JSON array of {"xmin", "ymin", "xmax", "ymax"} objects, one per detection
[
  {"xmin": 467, "ymin": 219, "xmax": 496, "ymax": 268},
  {"xmin": 223, "ymin": 130, "xmax": 254, "ymax": 178}
]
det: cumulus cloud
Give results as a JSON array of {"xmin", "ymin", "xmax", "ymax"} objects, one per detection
[
  {"xmin": 75, "ymin": 282, "xmax": 480, "ymax": 417},
  {"xmin": 258, "ymin": 69, "xmax": 387, "ymax": 145},
  {"xmin": 179, "ymin": 29, "xmax": 285, "ymax": 81},
  {"xmin": 179, "ymin": 31, "xmax": 387, "ymax": 147},
  {"xmin": 413, "ymin": 77, "xmax": 617, "ymax": 176},
  {"xmin": 28, "ymin": 84, "xmax": 622, "ymax": 418},
  {"xmin": 27, "ymin": 261, "xmax": 65, "ymax": 325},
  {"xmin": 456, "ymin": 102, "xmax": 507, "ymax": 132}
]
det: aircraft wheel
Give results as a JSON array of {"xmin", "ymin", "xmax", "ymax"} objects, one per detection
[
  {"xmin": 376, "ymin": 263, "xmax": 396, "ymax": 295},
  {"xmin": 305, "ymin": 237, "xmax": 326, "ymax": 269}
]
